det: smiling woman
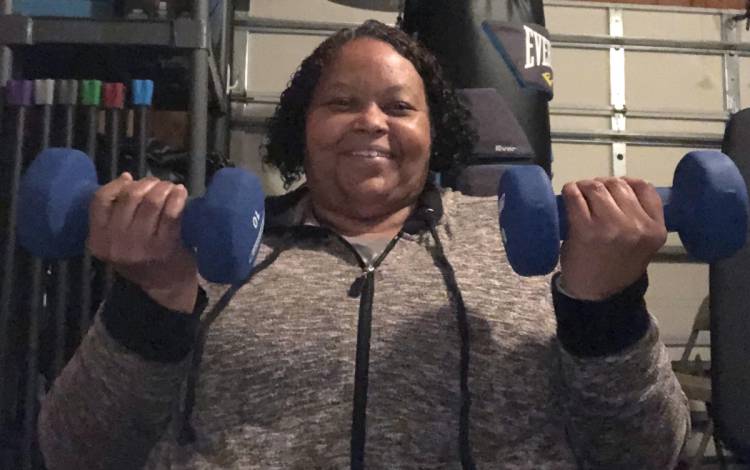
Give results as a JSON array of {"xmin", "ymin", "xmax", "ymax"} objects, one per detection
[
  {"xmin": 263, "ymin": 20, "xmax": 475, "ymax": 193},
  {"xmin": 37, "ymin": 19, "xmax": 689, "ymax": 470},
  {"xmin": 303, "ymin": 37, "xmax": 432, "ymax": 238}
]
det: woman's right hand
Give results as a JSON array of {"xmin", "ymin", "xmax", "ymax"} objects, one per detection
[{"xmin": 87, "ymin": 173, "xmax": 199, "ymax": 313}]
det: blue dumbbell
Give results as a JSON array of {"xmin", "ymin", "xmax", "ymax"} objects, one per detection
[
  {"xmin": 17, "ymin": 148, "xmax": 266, "ymax": 284},
  {"xmin": 498, "ymin": 150, "xmax": 749, "ymax": 276}
]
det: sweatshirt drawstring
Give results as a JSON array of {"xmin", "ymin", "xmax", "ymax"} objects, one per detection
[{"xmin": 424, "ymin": 210, "xmax": 477, "ymax": 470}]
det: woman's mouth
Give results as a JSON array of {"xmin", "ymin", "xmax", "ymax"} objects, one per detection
[{"xmin": 348, "ymin": 149, "xmax": 392, "ymax": 159}]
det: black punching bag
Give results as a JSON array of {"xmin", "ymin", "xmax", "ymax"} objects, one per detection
[
  {"xmin": 711, "ymin": 108, "xmax": 750, "ymax": 460},
  {"xmin": 402, "ymin": 0, "xmax": 552, "ymax": 175}
]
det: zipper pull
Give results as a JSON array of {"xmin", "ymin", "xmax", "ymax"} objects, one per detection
[
  {"xmin": 348, "ymin": 266, "xmax": 374, "ymax": 298},
  {"xmin": 348, "ymin": 275, "xmax": 365, "ymax": 298}
]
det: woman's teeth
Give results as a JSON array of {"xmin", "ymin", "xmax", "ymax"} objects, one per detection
[{"xmin": 350, "ymin": 150, "xmax": 389, "ymax": 158}]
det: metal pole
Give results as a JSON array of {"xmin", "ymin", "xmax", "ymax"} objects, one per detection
[
  {"xmin": 189, "ymin": 0, "xmax": 209, "ymax": 194},
  {"xmin": 544, "ymin": 0, "xmax": 741, "ymax": 15},
  {"xmin": 608, "ymin": 8, "xmax": 627, "ymax": 178},
  {"xmin": 103, "ymin": 83, "xmax": 124, "ymax": 293},
  {"xmin": 21, "ymin": 262, "xmax": 42, "ymax": 470},
  {"xmin": 548, "ymin": 105, "xmax": 730, "ymax": 122},
  {"xmin": 0, "ymin": 0, "xmax": 12, "ymax": 75},
  {"xmin": 0, "ymin": 82, "xmax": 31, "ymax": 459},
  {"xmin": 212, "ymin": 0, "xmax": 232, "ymax": 160},
  {"xmin": 0, "ymin": 2, "xmax": 15, "ymax": 420},
  {"xmin": 50, "ymin": 80, "xmax": 78, "ymax": 381},
  {"xmin": 21, "ymin": 79, "xmax": 55, "ymax": 470},
  {"xmin": 57, "ymin": 80, "xmax": 78, "ymax": 148},
  {"xmin": 36, "ymin": 80, "xmax": 53, "ymax": 150},
  {"xmin": 84, "ymin": 83, "xmax": 100, "ymax": 162},
  {"xmin": 0, "ymin": 0, "xmax": 13, "ymax": 135},
  {"xmin": 219, "ymin": 0, "xmax": 229, "ymax": 83},
  {"xmin": 233, "ymin": 16, "xmax": 360, "ymax": 35},
  {"xmin": 550, "ymin": 129, "xmax": 723, "ymax": 148},
  {"xmin": 104, "ymin": 85, "xmax": 122, "ymax": 181},
  {"xmin": 137, "ymin": 106, "xmax": 148, "ymax": 177},
  {"xmin": 550, "ymin": 33, "xmax": 750, "ymax": 56},
  {"xmin": 722, "ymin": 13, "xmax": 741, "ymax": 114},
  {"xmin": 79, "ymin": 80, "xmax": 101, "ymax": 341}
]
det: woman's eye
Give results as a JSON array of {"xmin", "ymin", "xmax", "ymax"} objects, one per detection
[
  {"xmin": 327, "ymin": 98, "xmax": 352, "ymax": 109},
  {"xmin": 389, "ymin": 101, "xmax": 414, "ymax": 114}
]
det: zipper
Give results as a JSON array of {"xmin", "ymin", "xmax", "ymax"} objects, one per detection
[
  {"xmin": 332, "ymin": 232, "xmax": 401, "ymax": 470},
  {"xmin": 350, "ymin": 265, "xmax": 374, "ymax": 470},
  {"xmin": 344, "ymin": 234, "xmax": 401, "ymax": 299}
]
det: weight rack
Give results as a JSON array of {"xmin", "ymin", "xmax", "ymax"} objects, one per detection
[{"xmin": 0, "ymin": 1, "xmax": 233, "ymax": 468}]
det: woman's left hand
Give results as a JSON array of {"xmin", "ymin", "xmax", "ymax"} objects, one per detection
[{"xmin": 559, "ymin": 177, "xmax": 667, "ymax": 301}]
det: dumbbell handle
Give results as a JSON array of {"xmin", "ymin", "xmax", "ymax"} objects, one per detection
[
  {"xmin": 34, "ymin": 180, "xmax": 216, "ymax": 258},
  {"xmin": 555, "ymin": 187, "xmax": 674, "ymax": 240}
]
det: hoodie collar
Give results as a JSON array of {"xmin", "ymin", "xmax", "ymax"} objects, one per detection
[{"xmin": 264, "ymin": 183, "xmax": 444, "ymax": 236}]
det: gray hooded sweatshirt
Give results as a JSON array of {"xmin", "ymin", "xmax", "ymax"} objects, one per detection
[{"xmin": 37, "ymin": 187, "xmax": 689, "ymax": 469}]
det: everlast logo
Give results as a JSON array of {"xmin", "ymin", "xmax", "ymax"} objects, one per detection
[
  {"xmin": 542, "ymin": 72, "xmax": 553, "ymax": 87},
  {"xmin": 482, "ymin": 20, "xmax": 554, "ymax": 99},
  {"xmin": 524, "ymin": 25, "xmax": 551, "ymax": 70}
]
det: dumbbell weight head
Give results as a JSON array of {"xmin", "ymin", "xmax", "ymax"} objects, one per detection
[
  {"xmin": 182, "ymin": 168, "xmax": 265, "ymax": 284},
  {"xmin": 17, "ymin": 148, "xmax": 99, "ymax": 258},
  {"xmin": 666, "ymin": 150, "xmax": 748, "ymax": 262},
  {"xmin": 497, "ymin": 163, "xmax": 560, "ymax": 276}
]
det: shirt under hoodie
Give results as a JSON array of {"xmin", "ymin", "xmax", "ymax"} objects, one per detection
[{"xmin": 37, "ymin": 186, "xmax": 689, "ymax": 470}]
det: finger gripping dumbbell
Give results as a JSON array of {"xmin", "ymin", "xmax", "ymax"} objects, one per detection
[
  {"xmin": 498, "ymin": 150, "xmax": 749, "ymax": 276},
  {"xmin": 17, "ymin": 148, "xmax": 266, "ymax": 284}
]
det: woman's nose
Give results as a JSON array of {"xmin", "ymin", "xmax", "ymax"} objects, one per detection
[{"xmin": 352, "ymin": 103, "xmax": 387, "ymax": 134}]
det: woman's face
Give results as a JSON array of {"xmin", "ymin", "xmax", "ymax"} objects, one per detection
[{"xmin": 304, "ymin": 37, "xmax": 432, "ymax": 221}]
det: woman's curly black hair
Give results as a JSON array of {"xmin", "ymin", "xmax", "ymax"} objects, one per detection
[{"xmin": 263, "ymin": 19, "xmax": 477, "ymax": 189}]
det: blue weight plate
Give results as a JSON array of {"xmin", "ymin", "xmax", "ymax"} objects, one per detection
[{"xmin": 17, "ymin": 148, "xmax": 98, "ymax": 258}]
